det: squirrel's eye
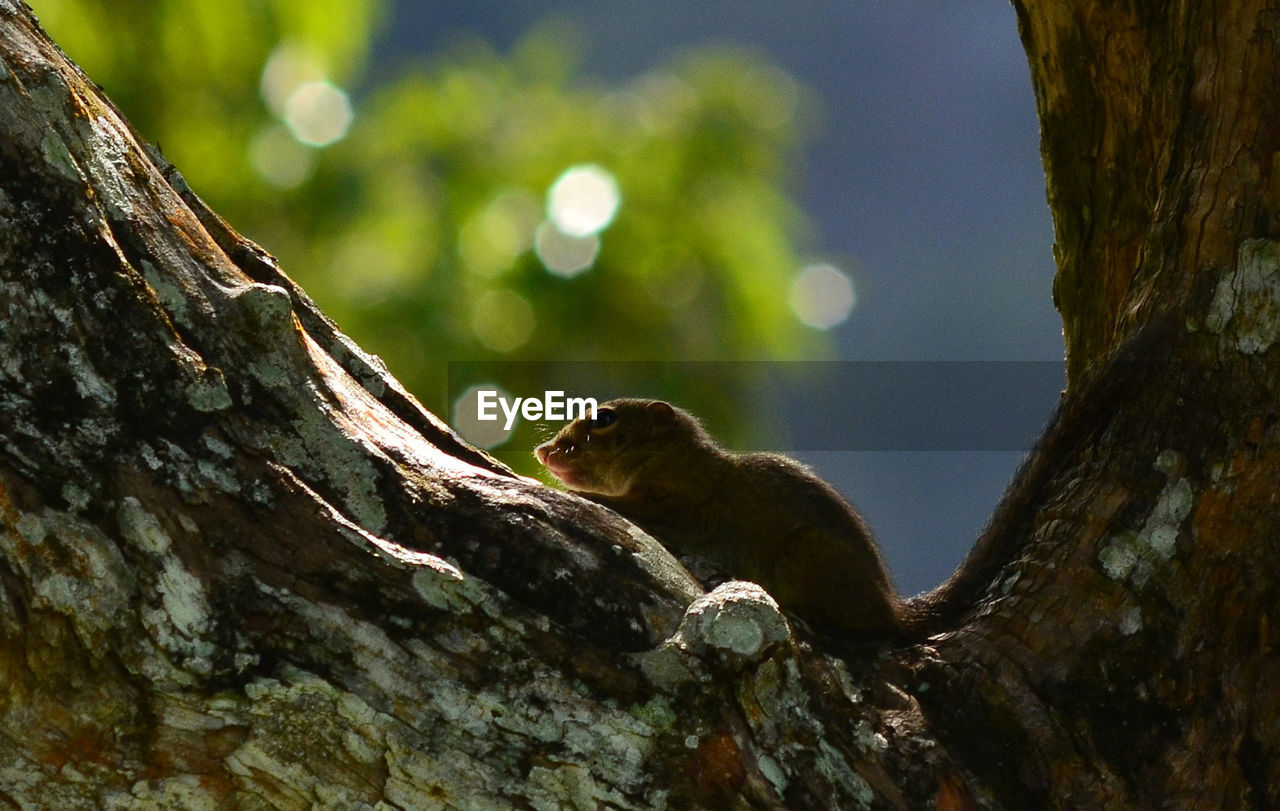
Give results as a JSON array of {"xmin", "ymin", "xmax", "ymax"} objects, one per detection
[{"xmin": 590, "ymin": 408, "xmax": 617, "ymax": 429}]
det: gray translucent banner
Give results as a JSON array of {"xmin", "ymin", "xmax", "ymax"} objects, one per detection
[{"xmin": 446, "ymin": 361, "xmax": 1067, "ymax": 452}]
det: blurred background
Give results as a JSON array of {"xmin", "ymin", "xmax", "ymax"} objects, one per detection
[{"xmin": 30, "ymin": 0, "xmax": 1061, "ymax": 595}]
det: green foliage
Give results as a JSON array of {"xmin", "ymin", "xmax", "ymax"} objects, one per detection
[{"xmin": 31, "ymin": 0, "xmax": 831, "ymax": 467}]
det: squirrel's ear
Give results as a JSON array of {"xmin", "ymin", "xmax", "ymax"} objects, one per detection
[{"xmin": 646, "ymin": 400, "xmax": 675, "ymax": 421}]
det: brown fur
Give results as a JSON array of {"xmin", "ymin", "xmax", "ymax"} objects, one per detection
[{"xmin": 536, "ymin": 398, "xmax": 903, "ymax": 639}]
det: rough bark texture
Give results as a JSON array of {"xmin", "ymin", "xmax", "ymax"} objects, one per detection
[{"xmin": 0, "ymin": 0, "xmax": 1278, "ymax": 808}]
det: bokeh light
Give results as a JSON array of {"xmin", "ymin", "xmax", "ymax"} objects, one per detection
[
  {"xmin": 789, "ymin": 263, "xmax": 856, "ymax": 329},
  {"xmin": 734, "ymin": 64, "xmax": 800, "ymax": 130},
  {"xmin": 471, "ymin": 289, "xmax": 536, "ymax": 352},
  {"xmin": 458, "ymin": 190, "xmax": 542, "ymax": 277},
  {"xmin": 534, "ymin": 222, "xmax": 600, "ymax": 278},
  {"xmin": 283, "ymin": 81, "xmax": 354, "ymax": 146},
  {"xmin": 249, "ymin": 124, "xmax": 314, "ymax": 187},
  {"xmin": 547, "ymin": 164, "xmax": 621, "ymax": 237},
  {"xmin": 259, "ymin": 43, "xmax": 325, "ymax": 116},
  {"xmin": 452, "ymin": 384, "xmax": 515, "ymax": 449},
  {"xmin": 327, "ymin": 236, "xmax": 409, "ymax": 305}
]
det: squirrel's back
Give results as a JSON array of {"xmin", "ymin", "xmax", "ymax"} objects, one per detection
[{"xmin": 536, "ymin": 399, "xmax": 903, "ymax": 639}]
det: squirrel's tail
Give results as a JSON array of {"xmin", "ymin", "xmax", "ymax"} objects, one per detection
[
  {"xmin": 896, "ymin": 313, "xmax": 1179, "ymax": 641},
  {"xmin": 897, "ymin": 589, "xmax": 959, "ymax": 638}
]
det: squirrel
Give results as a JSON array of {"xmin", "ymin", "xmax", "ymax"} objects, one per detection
[
  {"xmin": 534, "ymin": 398, "xmax": 904, "ymax": 639},
  {"xmin": 533, "ymin": 316, "xmax": 1175, "ymax": 642}
]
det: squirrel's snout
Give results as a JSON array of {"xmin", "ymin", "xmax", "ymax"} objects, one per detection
[{"xmin": 534, "ymin": 439, "xmax": 575, "ymax": 465}]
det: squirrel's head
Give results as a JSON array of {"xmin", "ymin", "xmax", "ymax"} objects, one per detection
[{"xmin": 534, "ymin": 398, "xmax": 709, "ymax": 498}]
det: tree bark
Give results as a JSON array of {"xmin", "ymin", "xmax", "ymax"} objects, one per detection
[{"xmin": 1, "ymin": 1, "xmax": 1277, "ymax": 808}]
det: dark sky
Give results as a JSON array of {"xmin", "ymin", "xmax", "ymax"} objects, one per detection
[{"xmin": 376, "ymin": 2, "xmax": 1061, "ymax": 594}]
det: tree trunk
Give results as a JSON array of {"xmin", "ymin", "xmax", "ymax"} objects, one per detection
[{"xmin": 1, "ymin": 0, "xmax": 1276, "ymax": 807}]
